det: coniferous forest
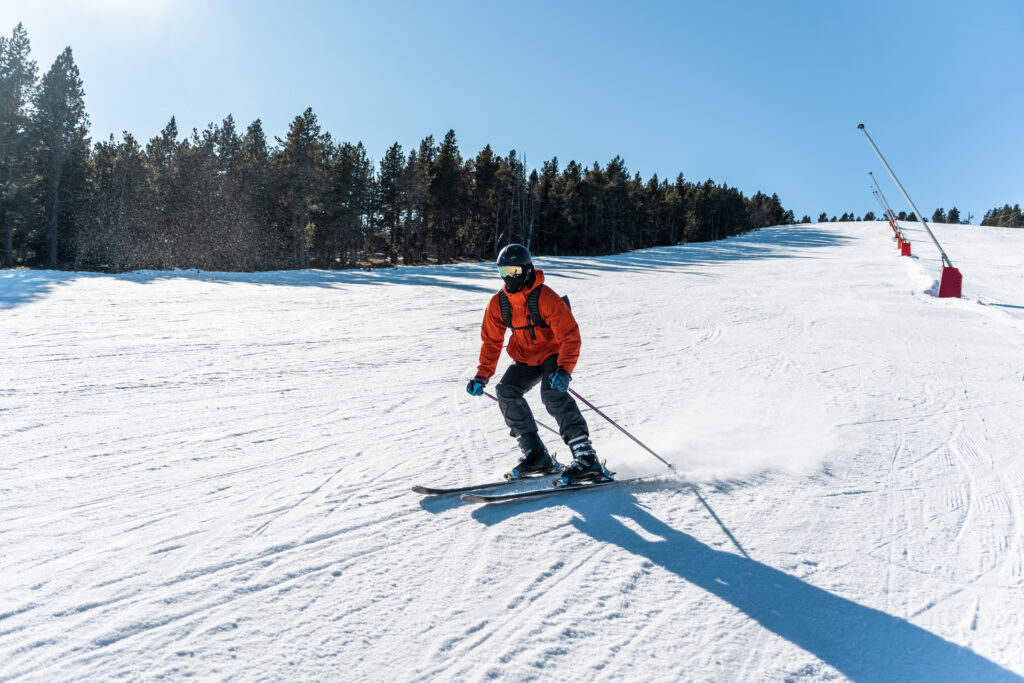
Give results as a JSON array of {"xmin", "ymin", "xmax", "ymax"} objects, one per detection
[
  {"xmin": 3, "ymin": 23, "xmax": 1017, "ymax": 273},
  {"xmin": 0, "ymin": 23, "xmax": 797, "ymax": 272}
]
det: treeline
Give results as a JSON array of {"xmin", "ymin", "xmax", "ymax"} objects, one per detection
[
  {"xmin": 874, "ymin": 205, "xmax": 1020, "ymax": 227},
  {"xmin": 807, "ymin": 211, "xmax": 897, "ymax": 223},
  {"xmin": 1, "ymin": 23, "xmax": 793, "ymax": 272},
  {"xmin": 809, "ymin": 207, "xmax": 974, "ymax": 224},
  {"xmin": 980, "ymin": 204, "xmax": 1023, "ymax": 228}
]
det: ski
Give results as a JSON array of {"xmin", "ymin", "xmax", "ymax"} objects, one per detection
[
  {"xmin": 411, "ymin": 471, "xmax": 558, "ymax": 496},
  {"xmin": 461, "ymin": 477, "xmax": 644, "ymax": 504}
]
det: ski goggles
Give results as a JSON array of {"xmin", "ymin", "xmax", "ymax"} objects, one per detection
[{"xmin": 498, "ymin": 265, "xmax": 524, "ymax": 278}]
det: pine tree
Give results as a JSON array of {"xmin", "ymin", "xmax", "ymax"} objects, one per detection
[
  {"xmin": 210, "ymin": 115, "xmax": 259, "ymax": 269},
  {"xmin": 534, "ymin": 156, "xmax": 562, "ymax": 254},
  {"xmin": 932, "ymin": 207, "xmax": 946, "ymax": 223},
  {"xmin": 326, "ymin": 140, "xmax": 374, "ymax": 267},
  {"xmin": 274, "ymin": 108, "xmax": 328, "ymax": 266},
  {"xmin": 32, "ymin": 46, "xmax": 89, "ymax": 266},
  {"xmin": 946, "ymin": 206, "xmax": 960, "ymax": 224},
  {"xmin": 144, "ymin": 118, "xmax": 180, "ymax": 267},
  {"xmin": 496, "ymin": 149, "xmax": 528, "ymax": 248},
  {"xmin": 581, "ymin": 161, "xmax": 609, "ymax": 249},
  {"xmin": 377, "ymin": 142, "xmax": 404, "ymax": 262},
  {"xmin": 147, "ymin": 117, "xmax": 178, "ymax": 174},
  {"xmin": 602, "ymin": 156, "xmax": 630, "ymax": 252},
  {"xmin": 399, "ymin": 148, "xmax": 424, "ymax": 263},
  {"xmin": 429, "ymin": 129, "xmax": 465, "ymax": 262},
  {"xmin": 407, "ymin": 135, "xmax": 436, "ymax": 262},
  {"xmin": 525, "ymin": 168, "xmax": 540, "ymax": 250},
  {"xmin": 81, "ymin": 133, "xmax": 149, "ymax": 269},
  {"xmin": 817, "ymin": 212, "xmax": 828, "ymax": 223},
  {"xmin": 640, "ymin": 173, "xmax": 663, "ymax": 247},
  {"xmin": 0, "ymin": 22, "xmax": 37, "ymax": 266},
  {"xmin": 748, "ymin": 191, "xmax": 786, "ymax": 228},
  {"xmin": 237, "ymin": 119, "xmax": 273, "ymax": 267},
  {"xmin": 558, "ymin": 160, "xmax": 584, "ymax": 251},
  {"xmin": 666, "ymin": 173, "xmax": 689, "ymax": 244},
  {"xmin": 170, "ymin": 124, "xmax": 223, "ymax": 268},
  {"xmin": 470, "ymin": 145, "xmax": 499, "ymax": 258}
]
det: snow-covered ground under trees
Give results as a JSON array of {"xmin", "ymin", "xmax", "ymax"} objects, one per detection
[{"xmin": 2, "ymin": 220, "xmax": 1024, "ymax": 681}]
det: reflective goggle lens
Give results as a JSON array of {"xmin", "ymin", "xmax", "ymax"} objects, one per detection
[{"xmin": 498, "ymin": 265, "xmax": 523, "ymax": 278}]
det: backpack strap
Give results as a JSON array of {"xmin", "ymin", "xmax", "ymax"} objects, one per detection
[
  {"xmin": 497, "ymin": 286, "xmax": 572, "ymax": 340},
  {"xmin": 498, "ymin": 290, "xmax": 512, "ymax": 328},
  {"xmin": 527, "ymin": 288, "xmax": 571, "ymax": 329},
  {"xmin": 526, "ymin": 288, "xmax": 545, "ymax": 330}
]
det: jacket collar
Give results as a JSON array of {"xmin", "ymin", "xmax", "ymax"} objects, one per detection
[{"xmin": 503, "ymin": 268, "xmax": 545, "ymax": 299}]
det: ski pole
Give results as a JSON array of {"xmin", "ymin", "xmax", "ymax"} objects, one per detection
[
  {"xmin": 482, "ymin": 390, "xmax": 560, "ymax": 436},
  {"xmin": 568, "ymin": 388, "xmax": 675, "ymax": 470},
  {"xmin": 571, "ymin": 390, "xmax": 749, "ymax": 558}
]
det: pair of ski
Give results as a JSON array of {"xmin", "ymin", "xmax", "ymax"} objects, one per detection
[{"xmin": 413, "ymin": 470, "xmax": 637, "ymax": 504}]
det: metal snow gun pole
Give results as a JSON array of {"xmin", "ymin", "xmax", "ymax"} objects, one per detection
[
  {"xmin": 858, "ymin": 124, "xmax": 961, "ymax": 297},
  {"xmin": 869, "ymin": 172, "xmax": 899, "ymax": 226},
  {"xmin": 870, "ymin": 180, "xmax": 911, "ymax": 256},
  {"xmin": 870, "ymin": 173, "xmax": 911, "ymax": 254},
  {"xmin": 872, "ymin": 187, "xmax": 902, "ymax": 245},
  {"xmin": 869, "ymin": 172, "xmax": 906, "ymax": 252}
]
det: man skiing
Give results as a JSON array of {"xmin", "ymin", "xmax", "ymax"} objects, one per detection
[{"xmin": 466, "ymin": 244, "xmax": 605, "ymax": 484}]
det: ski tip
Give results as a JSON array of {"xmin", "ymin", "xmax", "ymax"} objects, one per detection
[{"xmin": 411, "ymin": 485, "xmax": 430, "ymax": 494}]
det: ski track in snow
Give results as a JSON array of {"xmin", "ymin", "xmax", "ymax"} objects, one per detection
[{"xmin": 2, "ymin": 222, "xmax": 1024, "ymax": 681}]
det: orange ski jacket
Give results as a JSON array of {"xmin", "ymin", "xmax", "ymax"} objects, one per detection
[{"xmin": 476, "ymin": 269, "xmax": 581, "ymax": 380}]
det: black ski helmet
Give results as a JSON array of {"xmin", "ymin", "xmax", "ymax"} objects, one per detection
[
  {"xmin": 496, "ymin": 243, "xmax": 532, "ymax": 267},
  {"xmin": 496, "ymin": 243, "xmax": 535, "ymax": 293}
]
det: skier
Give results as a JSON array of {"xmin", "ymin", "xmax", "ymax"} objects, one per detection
[{"xmin": 466, "ymin": 244, "xmax": 605, "ymax": 483}]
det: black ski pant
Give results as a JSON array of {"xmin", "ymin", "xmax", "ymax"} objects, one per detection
[{"xmin": 495, "ymin": 354, "xmax": 589, "ymax": 447}]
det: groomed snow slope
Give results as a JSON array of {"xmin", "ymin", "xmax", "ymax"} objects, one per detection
[{"xmin": 2, "ymin": 221, "xmax": 1023, "ymax": 681}]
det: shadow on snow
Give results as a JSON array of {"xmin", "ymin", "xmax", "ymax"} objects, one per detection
[
  {"xmin": 542, "ymin": 224, "xmax": 852, "ymax": 278},
  {"xmin": 0, "ymin": 270, "xmax": 80, "ymax": 311},
  {"xmin": 0, "ymin": 225, "xmax": 847, "ymax": 310},
  {"xmin": 466, "ymin": 486, "xmax": 1019, "ymax": 682}
]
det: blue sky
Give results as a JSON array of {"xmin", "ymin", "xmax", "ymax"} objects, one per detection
[{"xmin": 4, "ymin": 0, "xmax": 1022, "ymax": 221}]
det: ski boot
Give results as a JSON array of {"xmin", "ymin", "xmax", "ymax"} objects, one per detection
[
  {"xmin": 505, "ymin": 432, "xmax": 560, "ymax": 480},
  {"xmin": 557, "ymin": 438, "xmax": 610, "ymax": 486}
]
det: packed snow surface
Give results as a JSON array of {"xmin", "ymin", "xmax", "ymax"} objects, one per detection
[{"xmin": 2, "ymin": 221, "xmax": 1024, "ymax": 681}]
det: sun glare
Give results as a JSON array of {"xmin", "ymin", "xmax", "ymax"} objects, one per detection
[{"xmin": 34, "ymin": 0, "xmax": 180, "ymax": 20}]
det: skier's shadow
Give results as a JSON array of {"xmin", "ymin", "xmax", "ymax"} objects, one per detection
[{"xmin": 471, "ymin": 489, "xmax": 1020, "ymax": 682}]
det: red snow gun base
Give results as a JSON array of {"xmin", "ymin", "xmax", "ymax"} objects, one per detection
[{"xmin": 937, "ymin": 266, "xmax": 962, "ymax": 298}]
